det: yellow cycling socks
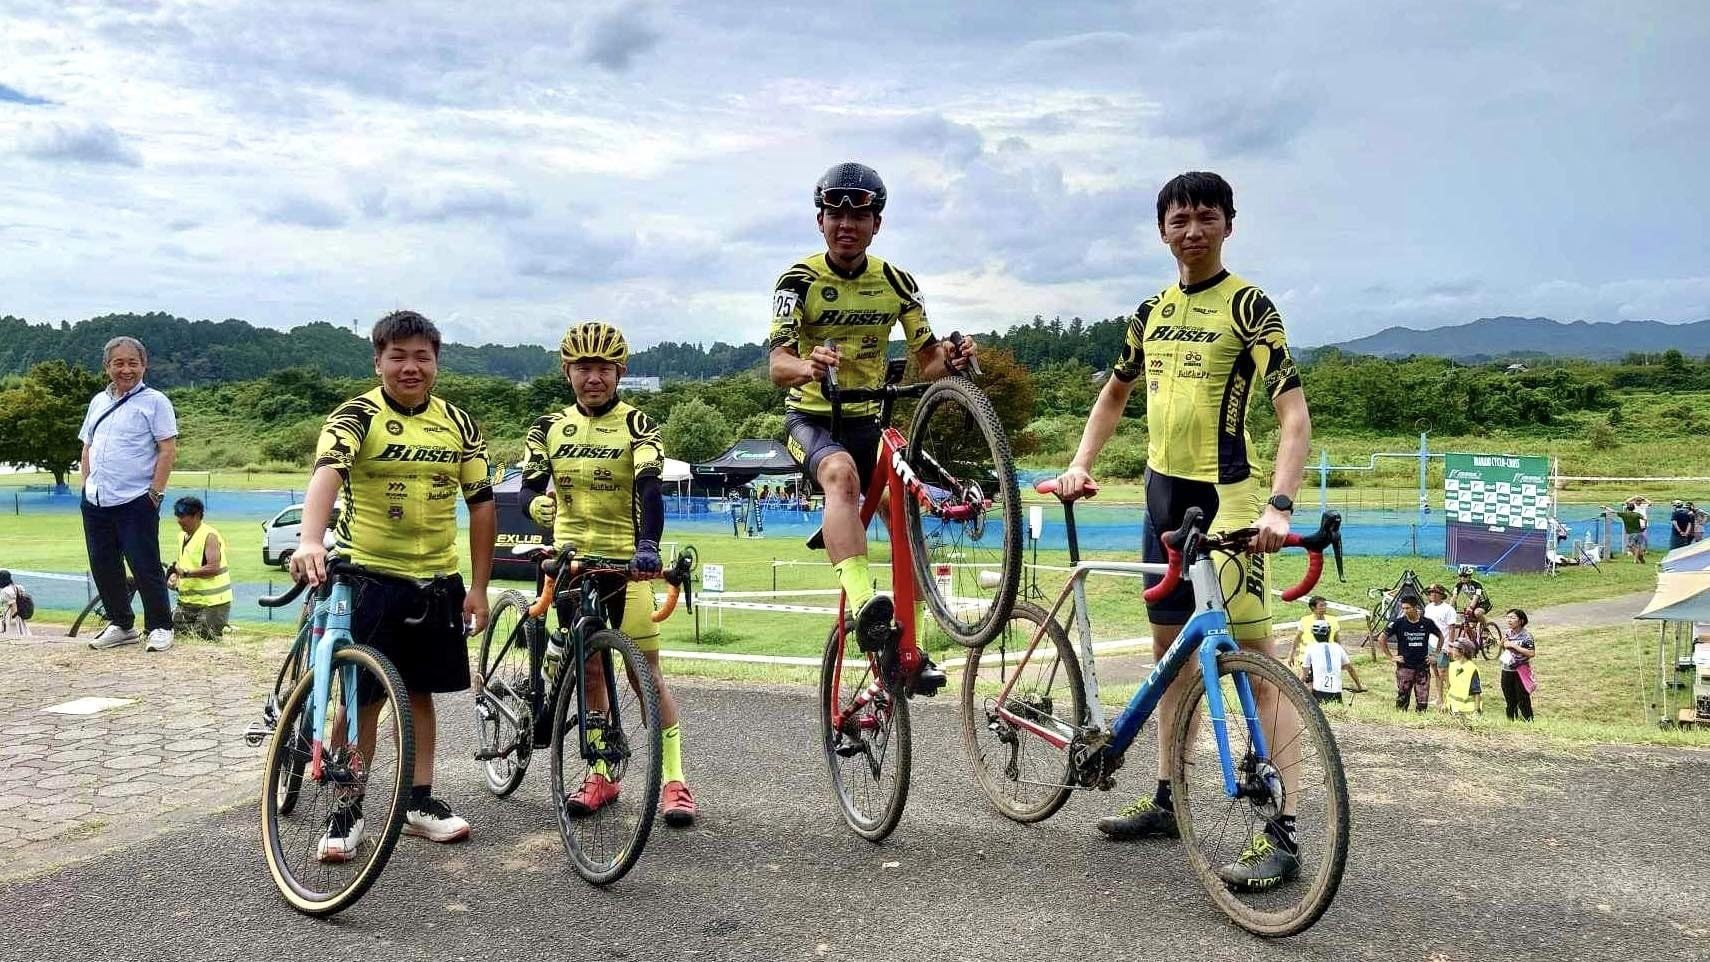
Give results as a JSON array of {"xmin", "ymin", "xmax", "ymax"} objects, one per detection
[
  {"xmin": 661, "ymin": 723, "xmax": 684, "ymax": 785},
  {"xmin": 835, "ymin": 555, "xmax": 875, "ymax": 612},
  {"xmin": 589, "ymin": 722, "xmax": 609, "ymax": 778}
]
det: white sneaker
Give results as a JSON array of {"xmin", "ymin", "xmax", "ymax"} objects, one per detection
[
  {"xmin": 145, "ymin": 629, "xmax": 174, "ymax": 652},
  {"xmin": 403, "ymin": 796, "xmax": 471, "ymax": 842},
  {"xmin": 89, "ymin": 624, "xmax": 141, "ymax": 649},
  {"xmin": 317, "ymin": 805, "xmax": 365, "ymax": 863}
]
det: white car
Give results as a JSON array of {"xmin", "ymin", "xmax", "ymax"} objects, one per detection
[{"xmin": 261, "ymin": 503, "xmax": 339, "ymax": 568}]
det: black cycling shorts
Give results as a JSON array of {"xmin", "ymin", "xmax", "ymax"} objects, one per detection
[
  {"xmin": 1141, "ymin": 468, "xmax": 1271, "ymax": 640},
  {"xmin": 785, "ymin": 410, "xmax": 882, "ymax": 495},
  {"xmin": 349, "ymin": 572, "xmax": 470, "ymax": 699}
]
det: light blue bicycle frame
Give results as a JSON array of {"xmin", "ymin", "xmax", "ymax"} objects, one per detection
[
  {"xmin": 1004, "ymin": 555, "xmax": 1271, "ymax": 799},
  {"xmin": 306, "ymin": 580, "xmax": 361, "ymax": 780}
]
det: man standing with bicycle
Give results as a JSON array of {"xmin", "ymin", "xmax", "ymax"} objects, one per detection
[
  {"xmin": 520, "ymin": 320, "xmax": 698, "ymax": 827},
  {"xmin": 1052, "ymin": 171, "xmax": 1312, "ymax": 890},
  {"xmin": 291, "ymin": 310, "xmax": 495, "ymax": 860},
  {"xmin": 767, "ymin": 162, "xmax": 976, "ymax": 672}
]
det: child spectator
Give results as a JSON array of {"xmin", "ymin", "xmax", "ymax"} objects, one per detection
[
  {"xmin": 1287, "ymin": 596, "xmax": 1338, "ymax": 670},
  {"xmin": 1422, "ymin": 584, "xmax": 1458, "ymax": 709},
  {"xmin": 1444, "ymin": 640, "xmax": 1482, "ymax": 715},
  {"xmin": 1299, "ymin": 624, "xmax": 1363, "ymax": 705},
  {"xmin": 0, "ymin": 570, "xmax": 31, "ymax": 636}
]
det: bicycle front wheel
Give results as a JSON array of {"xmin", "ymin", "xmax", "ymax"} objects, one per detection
[
  {"xmin": 904, "ymin": 375, "xmax": 1022, "ymax": 648},
  {"xmin": 476, "ymin": 589, "xmax": 537, "ymax": 798},
  {"xmin": 820, "ymin": 619, "xmax": 911, "ymax": 841},
  {"xmin": 959, "ymin": 601, "xmax": 1084, "ymax": 823},
  {"xmin": 260, "ymin": 644, "xmax": 414, "ymax": 917},
  {"xmin": 1478, "ymin": 622, "xmax": 1503, "ymax": 660},
  {"xmin": 1170, "ymin": 650, "xmax": 1349, "ymax": 937},
  {"xmin": 551, "ymin": 629, "xmax": 662, "ymax": 886}
]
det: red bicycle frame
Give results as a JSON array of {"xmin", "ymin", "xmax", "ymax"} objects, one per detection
[{"xmin": 827, "ymin": 425, "xmax": 939, "ymax": 728}]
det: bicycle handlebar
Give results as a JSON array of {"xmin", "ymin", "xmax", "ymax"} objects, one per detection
[
  {"xmin": 1141, "ymin": 508, "xmax": 1344, "ymax": 606},
  {"xmin": 256, "ymin": 558, "xmax": 441, "ymax": 626},
  {"xmin": 257, "ymin": 579, "xmax": 308, "ymax": 608},
  {"xmin": 521, "ymin": 543, "xmax": 695, "ymax": 623}
]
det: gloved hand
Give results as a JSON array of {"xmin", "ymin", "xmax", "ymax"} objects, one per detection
[
  {"xmin": 631, "ymin": 539, "xmax": 662, "ymax": 578},
  {"xmin": 526, "ymin": 494, "xmax": 557, "ymax": 529}
]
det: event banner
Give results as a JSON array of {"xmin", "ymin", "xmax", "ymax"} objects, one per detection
[{"xmin": 1443, "ymin": 453, "xmax": 1551, "ymax": 572}]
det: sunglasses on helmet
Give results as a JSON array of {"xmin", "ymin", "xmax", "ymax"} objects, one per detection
[{"xmin": 819, "ymin": 187, "xmax": 879, "ymax": 210}]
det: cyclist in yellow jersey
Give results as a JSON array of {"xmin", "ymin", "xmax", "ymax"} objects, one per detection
[
  {"xmin": 768, "ymin": 162, "xmax": 977, "ymax": 665},
  {"xmin": 1053, "ymin": 172, "xmax": 1312, "ymax": 891},
  {"xmin": 521, "ymin": 321, "xmax": 697, "ymax": 827},
  {"xmin": 292, "ymin": 310, "xmax": 496, "ymax": 859}
]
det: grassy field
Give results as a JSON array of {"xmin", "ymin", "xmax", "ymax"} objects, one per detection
[{"xmin": 10, "ymin": 499, "xmax": 1698, "ymax": 745}]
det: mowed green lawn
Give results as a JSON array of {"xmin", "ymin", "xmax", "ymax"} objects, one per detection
[{"xmin": 7, "ymin": 505, "xmax": 1698, "ymax": 744}]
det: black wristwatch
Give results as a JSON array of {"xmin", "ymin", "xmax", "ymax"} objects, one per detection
[{"xmin": 1267, "ymin": 493, "xmax": 1294, "ymax": 514}]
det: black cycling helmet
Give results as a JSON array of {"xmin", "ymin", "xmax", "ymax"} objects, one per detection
[{"xmin": 814, "ymin": 162, "xmax": 886, "ymax": 213}]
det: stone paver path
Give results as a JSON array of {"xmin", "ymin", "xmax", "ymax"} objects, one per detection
[{"xmin": 0, "ymin": 629, "xmax": 280, "ymax": 880}]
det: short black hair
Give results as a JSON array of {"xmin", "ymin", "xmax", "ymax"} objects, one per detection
[
  {"xmin": 1156, "ymin": 171, "xmax": 1236, "ymax": 227},
  {"xmin": 173, "ymin": 496, "xmax": 204, "ymax": 517},
  {"xmin": 1309, "ymin": 595, "xmax": 1326, "ymax": 608},
  {"xmin": 1506, "ymin": 608, "xmax": 1528, "ymax": 627},
  {"xmin": 372, "ymin": 310, "xmax": 441, "ymax": 356}
]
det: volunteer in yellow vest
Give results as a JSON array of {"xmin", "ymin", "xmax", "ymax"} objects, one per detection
[
  {"xmin": 1445, "ymin": 640, "xmax": 1483, "ymax": 715},
  {"xmin": 166, "ymin": 496, "xmax": 231, "ymax": 640}
]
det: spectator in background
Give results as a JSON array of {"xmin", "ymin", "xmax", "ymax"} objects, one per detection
[
  {"xmin": 1692, "ymin": 502, "xmax": 1706, "ymax": 543},
  {"xmin": 79, "ymin": 336, "xmax": 178, "ymax": 652},
  {"xmin": 166, "ymin": 497, "xmax": 232, "ymax": 640},
  {"xmin": 1379, "ymin": 596, "xmax": 1441, "ymax": 712},
  {"xmin": 0, "ymin": 570, "xmax": 30, "ymax": 636},
  {"xmin": 1299, "ymin": 622, "xmax": 1363, "ymax": 705},
  {"xmin": 1422, "ymin": 584, "xmax": 1458, "ymax": 710},
  {"xmin": 1612, "ymin": 500, "xmax": 1647, "ymax": 564},
  {"xmin": 1286, "ymin": 595, "xmax": 1338, "ymax": 670},
  {"xmin": 1498, "ymin": 608, "xmax": 1537, "ymax": 721},
  {"xmin": 1444, "ymin": 640, "xmax": 1483, "ymax": 716},
  {"xmin": 1671, "ymin": 499, "xmax": 1695, "ymax": 551}
]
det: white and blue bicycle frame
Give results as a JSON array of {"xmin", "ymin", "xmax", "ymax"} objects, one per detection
[{"xmin": 305, "ymin": 580, "xmax": 361, "ymax": 780}]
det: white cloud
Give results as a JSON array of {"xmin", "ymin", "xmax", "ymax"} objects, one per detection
[{"xmin": 0, "ymin": 0, "xmax": 1705, "ymax": 354}]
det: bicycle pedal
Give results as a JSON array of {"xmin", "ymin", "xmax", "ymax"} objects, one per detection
[
  {"xmin": 909, "ymin": 666, "xmax": 948, "ymax": 697},
  {"xmin": 241, "ymin": 723, "xmax": 273, "ymax": 747}
]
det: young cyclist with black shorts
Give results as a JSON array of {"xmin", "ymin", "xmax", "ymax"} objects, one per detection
[
  {"xmin": 521, "ymin": 321, "xmax": 697, "ymax": 827},
  {"xmin": 767, "ymin": 162, "xmax": 976, "ymax": 677},
  {"xmin": 292, "ymin": 310, "xmax": 496, "ymax": 861},
  {"xmin": 1052, "ymin": 172, "xmax": 1312, "ymax": 890}
]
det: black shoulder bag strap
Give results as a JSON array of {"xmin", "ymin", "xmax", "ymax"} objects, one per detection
[{"xmin": 87, "ymin": 386, "xmax": 143, "ymax": 440}]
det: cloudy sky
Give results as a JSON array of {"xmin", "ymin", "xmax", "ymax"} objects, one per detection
[{"xmin": 2, "ymin": 0, "xmax": 1707, "ymax": 350}]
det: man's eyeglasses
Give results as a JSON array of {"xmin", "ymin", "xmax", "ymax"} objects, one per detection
[{"xmin": 819, "ymin": 187, "xmax": 879, "ymax": 210}]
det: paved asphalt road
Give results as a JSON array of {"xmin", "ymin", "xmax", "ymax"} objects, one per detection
[{"xmin": 2, "ymin": 681, "xmax": 1707, "ymax": 962}]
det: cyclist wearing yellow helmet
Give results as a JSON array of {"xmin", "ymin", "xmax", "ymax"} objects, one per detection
[
  {"xmin": 521, "ymin": 321, "xmax": 696, "ymax": 827},
  {"xmin": 768, "ymin": 162, "xmax": 977, "ymax": 659}
]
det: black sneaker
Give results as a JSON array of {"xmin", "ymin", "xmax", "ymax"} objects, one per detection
[
  {"xmin": 1216, "ymin": 833, "xmax": 1300, "ymax": 891},
  {"xmin": 1095, "ymin": 796, "xmax": 1179, "ymax": 839},
  {"xmin": 910, "ymin": 654, "xmax": 948, "ymax": 696},
  {"xmin": 852, "ymin": 595, "xmax": 896, "ymax": 653},
  {"xmin": 404, "ymin": 795, "xmax": 471, "ymax": 843}
]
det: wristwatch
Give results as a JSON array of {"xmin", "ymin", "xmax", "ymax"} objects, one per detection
[
  {"xmin": 149, "ymin": 488, "xmax": 165, "ymax": 503},
  {"xmin": 1267, "ymin": 493, "xmax": 1294, "ymax": 514}
]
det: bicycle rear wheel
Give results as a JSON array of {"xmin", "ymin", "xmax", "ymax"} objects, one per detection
[
  {"xmin": 904, "ymin": 375, "xmax": 1021, "ymax": 648},
  {"xmin": 260, "ymin": 644, "xmax": 414, "ymax": 917},
  {"xmin": 551, "ymin": 629, "xmax": 662, "ymax": 886},
  {"xmin": 959, "ymin": 601, "xmax": 1084, "ymax": 823},
  {"xmin": 820, "ymin": 619, "xmax": 911, "ymax": 841},
  {"xmin": 1170, "ymin": 650, "xmax": 1349, "ymax": 937},
  {"xmin": 476, "ymin": 589, "xmax": 538, "ymax": 798}
]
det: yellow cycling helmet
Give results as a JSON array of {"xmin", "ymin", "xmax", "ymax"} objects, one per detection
[{"xmin": 559, "ymin": 321, "xmax": 628, "ymax": 367}]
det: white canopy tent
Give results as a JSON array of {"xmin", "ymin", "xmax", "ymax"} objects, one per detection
[{"xmin": 1636, "ymin": 569, "xmax": 1710, "ymax": 726}]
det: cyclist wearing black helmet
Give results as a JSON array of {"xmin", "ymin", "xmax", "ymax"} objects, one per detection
[{"xmin": 768, "ymin": 162, "xmax": 977, "ymax": 662}]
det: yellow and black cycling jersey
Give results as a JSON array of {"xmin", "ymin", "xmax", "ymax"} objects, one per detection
[
  {"xmin": 1111, "ymin": 270, "xmax": 1301, "ymax": 485},
  {"xmin": 768, "ymin": 251, "xmax": 938, "ymax": 417},
  {"xmin": 522, "ymin": 400, "xmax": 662, "ymax": 558},
  {"xmin": 314, "ymin": 387, "xmax": 494, "ymax": 580}
]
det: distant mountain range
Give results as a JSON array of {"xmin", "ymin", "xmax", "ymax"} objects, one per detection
[{"xmin": 1318, "ymin": 316, "xmax": 1710, "ymax": 361}]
